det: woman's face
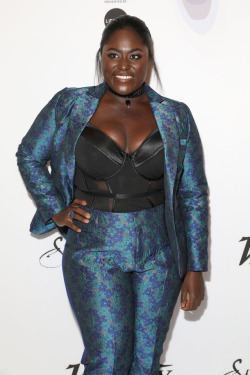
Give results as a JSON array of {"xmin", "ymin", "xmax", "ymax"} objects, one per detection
[{"xmin": 101, "ymin": 28, "xmax": 150, "ymax": 96}]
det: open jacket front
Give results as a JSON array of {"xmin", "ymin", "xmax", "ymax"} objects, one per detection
[{"xmin": 16, "ymin": 82, "xmax": 208, "ymax": 279}]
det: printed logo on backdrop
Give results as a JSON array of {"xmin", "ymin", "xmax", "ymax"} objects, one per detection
[
  {"xmin": 239, "ymin": 237, "xmax": 250, "ymax": 266},
  {"xmin": 159, "ymin": 364, "xmax": 173, "ymax": 374},
  {"xmin": 224, "ymin": 359, "xmax": 249, "ymax": 375},
  {"xmin": 39, "ymin": 236, "xmax": 64, "ymax": 268},
  {"xmin": 104, "ymin": 8, "xmax": 127, "ymax": 25},
  {"xmin": 104, "ymin": 0, "xmax": 127, "ymax": 4},
  {"xmin": 66, "ymin": 364, "xmax": 81, "ymax": 375},
  {"xmin": 66, "ymin": 363, "xmax": 173, "ymax": 374}
]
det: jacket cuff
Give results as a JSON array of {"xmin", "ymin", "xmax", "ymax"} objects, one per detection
[{"xmin": 39, "ymin": 198, "xmax": 67, "ymax": 225}]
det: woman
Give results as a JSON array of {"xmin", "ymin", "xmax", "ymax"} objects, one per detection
[{"xmin": 16, "ymin": 15, "xmax": 208, "ymax": 375}]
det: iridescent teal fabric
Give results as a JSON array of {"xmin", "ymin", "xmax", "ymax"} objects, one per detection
[
  {"xmin": 63, "ymin": 203, "xmax": 182, "ymax": 375},
  {"xmin": 16, "ymin": 82, "xmax": 208, "ymax": 278}
]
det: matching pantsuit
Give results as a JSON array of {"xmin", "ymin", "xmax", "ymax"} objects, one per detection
[{"xmin": 16, "ymin": 82, "xmax": 208, "ymax": 375}]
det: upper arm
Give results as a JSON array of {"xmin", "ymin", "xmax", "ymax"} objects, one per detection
[
  {"xmin": 178, "ymin": 103, "xmax": 208, "ymax": 199},
  {"xmin": 16, "ymin": 87, "xmax": 67, "ymax": 164}
]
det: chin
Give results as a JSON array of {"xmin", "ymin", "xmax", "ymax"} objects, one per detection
[{"xmin": 111, "ymin": 82, "xmax": 140, "ymax": 95}]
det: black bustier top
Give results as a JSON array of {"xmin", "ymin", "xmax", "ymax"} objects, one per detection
[{"xmin": 74, "ymin": 123, "xmax": 165, "ymax": 212}]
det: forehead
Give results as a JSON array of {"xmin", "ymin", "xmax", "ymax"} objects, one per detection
[{"xmin": 103, "ymin": 29, "xmax": 146, "ymax": 50}]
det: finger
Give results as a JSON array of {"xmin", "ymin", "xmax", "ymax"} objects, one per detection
[
  {"xmin": 181, "ymin": 301, "xmax": 191, "ymax": 311},
  {"xmin": 191, "ymin": 296, "xmax": 202, "ymax": 311},
  {"xmin": 182, "ymin": 294, "xmax": 203, "ymax": 311},
  {"xmin": 72, "ymin": 198, "xmax": 87, "ymax": 206},
  {"xmin": 71, "ymin": 212, "xmax": 90, "ymax": 224},
  {"xmin": 183, "ymin": 300, "xmax": 197, "ymax": 311},
  {"xmin": 186, "ymin": 294, "xmax": 195, "ymax": 311},
  {"xmin": 70, "ymin": 207, "xmax": 91, "ymax": 220},
  {"xmin": 67, "ymin": 220, "xmax": 82, "ymax": 233},
  {"xmin": 192, "ymin": 301, "xmax": 199, "ymax": 311},
  {"xmin": 195, "ymin": 299, "xmax": 201, "ymax": 310},
  {"xmin": 196, "ymin": 299, "xmax": 201, "ymax": 308},
  {"xmin": 189, "ymin": 296, "xmax": 195, "ymax": 310},
  {"xmin": 181, "ymin": 288, "xmax": 188, "ymax": 308}
]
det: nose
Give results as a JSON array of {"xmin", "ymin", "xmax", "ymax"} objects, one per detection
[{"xmin": 118, "ymin": 56, "xmax": 130, "ymax": 71}]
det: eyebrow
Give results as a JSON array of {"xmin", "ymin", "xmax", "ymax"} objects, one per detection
[{"xmin": 106, "ymin": 48, "xmax": 144, "ymax": 53}]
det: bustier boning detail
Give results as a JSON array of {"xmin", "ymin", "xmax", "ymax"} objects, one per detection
[{"xmin": 74, "ymin": 123, "xmax": 165, "ymax": 212}]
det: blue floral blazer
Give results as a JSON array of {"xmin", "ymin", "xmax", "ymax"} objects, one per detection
[{"xmin": 16, "ymin": 82, "xmax": 208, "ymax": 278}]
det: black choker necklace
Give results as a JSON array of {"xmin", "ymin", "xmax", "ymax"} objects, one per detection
[{"xmin": 107, "ymin": 83, "xmax": 145, "ymax": 108}]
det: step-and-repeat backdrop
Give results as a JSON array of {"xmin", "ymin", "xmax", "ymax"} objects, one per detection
[{"xmin": 1, "ymin": 0, "xmax": 249, "ymax": 374}]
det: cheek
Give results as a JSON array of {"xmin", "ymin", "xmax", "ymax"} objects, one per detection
[
  {"xmin": 100, "ymin": 60, "xmax": 106, "ymax": 74},
  {"xmin": 102, "ymin": 63, "xmax": 116, "ymax": 79},
  {"xmin": 136, "ymin": 61, "xmax": 149, "ymax": 78}
]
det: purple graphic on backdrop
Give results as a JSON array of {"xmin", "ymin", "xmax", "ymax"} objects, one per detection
[
  {"xmin": 181, "ymin": 0, "xmax": 212, "ymax": 19},
  {"xmin": 177, "ymin": 0, "xmax": 218, "ymax": 33}
]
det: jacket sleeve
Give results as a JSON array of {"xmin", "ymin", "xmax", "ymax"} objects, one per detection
[
  {"xmin": 16, "ymin": 88, "xmax": 68, "ymax": 225},
  {"xmin": 177, "ymin": 103, "xmax": 209, "ymax": 271}
]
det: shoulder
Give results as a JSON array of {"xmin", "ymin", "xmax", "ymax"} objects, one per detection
[
  {"xmin": 161, "ymin": 95, "xmax": 196, "ymax": 138},
  {"xmin": 55, "ymin": 85, "xmax": 94, "ymax": 104},
  {"xmin": 145, "ymin": 83, "xmax": 191, "ymax": 116},
  {"xmin": 161, "ymin": 96, "xmax": 191, "ymax": 118},
  {"xmin": 145, "ymin": 84, "xmax": 194, "ymax": 137},
  {"xmin": 163, "ymin": 97, "xmax": 201, "ymax": 140},
  {"xmin": 162, "ymin": 97, "xmax": 193, "ymax": 135},
  {"xmin": 53, "ymin": 84, "xmax": 98, "ymax": 120}
]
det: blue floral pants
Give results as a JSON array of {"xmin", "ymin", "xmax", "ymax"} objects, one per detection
[{"xmin": 62, "ymin": 203, "xmax": 182, "ymax": 375}]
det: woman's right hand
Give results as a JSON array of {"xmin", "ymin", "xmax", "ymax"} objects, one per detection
[{"xmin": 52, "ymin": 198, "xmax": 91, "ymax": 232}]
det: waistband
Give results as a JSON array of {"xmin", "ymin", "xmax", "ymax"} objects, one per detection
[
  {"xmin": 77, "ymin": 188, "xmax": 164, "ymax": 199},
  {"xmin": 80, "ymin": 202, "xmax": 165, "ymax": 228}
]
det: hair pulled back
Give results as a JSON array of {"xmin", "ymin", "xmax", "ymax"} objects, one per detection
[{"xmin": 95, "ymin": 15, "xmax": 162, "ymax": 87}]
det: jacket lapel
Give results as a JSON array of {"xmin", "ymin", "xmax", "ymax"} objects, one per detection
[
  {"xmin": 64, "ymin": 83, "xmax": 107, "ymax": 198},
  {"xmin": 145, "ymin": 84, "xmax": 179, "ymax": 210}
]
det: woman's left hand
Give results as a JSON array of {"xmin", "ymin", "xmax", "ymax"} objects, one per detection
[{"xmin": 180, "ymin": 271, "xmax": 205, "ymax": 311}]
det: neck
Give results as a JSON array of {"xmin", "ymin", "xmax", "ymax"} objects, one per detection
[
  {"xmin": 106, "ymin": 83, "xmax": 145, "ymax": 108},
  {"xmin": 107, "ymin": 83, "xmax": 145, "ymax": 98}
]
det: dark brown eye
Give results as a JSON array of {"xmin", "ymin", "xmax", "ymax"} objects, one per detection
[
  {"xmin": 107, "ymin": 53, "xmax": 119, "ymax": 59},
  {"xmin": 130, "ymin": 54, "xmax": 142, "ymax": 60}
]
